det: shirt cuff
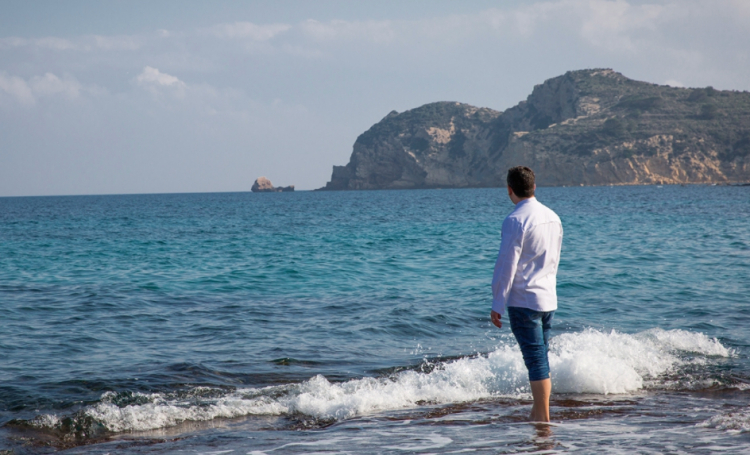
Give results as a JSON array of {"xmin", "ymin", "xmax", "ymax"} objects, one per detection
[{"xmin": 491, "ymin": 300, "xmax": 506, "ymax": 315}]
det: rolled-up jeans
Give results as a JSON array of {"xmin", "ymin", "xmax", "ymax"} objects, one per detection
[{"xmin": 508, "ymin": 306, "xmax": 554, "ymax": 382}]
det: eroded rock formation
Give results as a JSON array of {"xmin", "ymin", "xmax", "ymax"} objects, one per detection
[
  {"xmin": 321, "ymin": 69, "xmax": 750, "ymax": 189},
  {"xmin": 252, "ymin": 177, "xmax": 294, "ymax": 193}
]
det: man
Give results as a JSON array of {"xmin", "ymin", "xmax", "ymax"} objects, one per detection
[{"xmin": 490, "ymin": 166, "xmax": 562, "ymax": 422}]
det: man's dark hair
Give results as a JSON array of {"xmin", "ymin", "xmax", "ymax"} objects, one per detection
[{"xmin": 507, "ymin": 166, "xmax": 535, "ymax": 198}]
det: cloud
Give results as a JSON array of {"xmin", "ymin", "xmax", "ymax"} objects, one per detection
[
  {"xmin": 300, "ymin": 19, "xmax": 396, "ymax": 44},
  {"xmin": 0, "ymin": 36, "xmax": 76, "ymax": 50},
  {"xmin": 577, "ymin": 0, "xmax": 664, "ymax": 51},
  {"xmin": 445, "ymin": 0, "xmax": 666, "ymax": 51},
  {"xmin": 0, "ymin": 73, "xmax": 35, "ymax": 106},
  {"xmin": 0, "ymin": 34, "xmax": 143, "ymax": 52},
  {"xmin": 131, "ymin": 66, "xmax": 272, "ymax": 119},
  {"xmin": 35, "ymin": 37, "xmax": 79, "ymax": 50},
  {"xmin": 30, "ymin": 73, "xmax": 82, "ymax": 98},
  {"xmin": 208, "ymin": 22, "xmax": 291, "ymax": 40},
  {"xmin": 728, "ymin": 0, "xmax": 750, "ymax": 16},
  {"xmin": 136, "ymin": 66, "xmax": 186, "ymax": 87},
  {"xmin": 92, "ymin": 35, "xmax": 143, "ymax": 51},
  {"xmin": 135, "ymin": 67, "xmax": 189, "ymax": 98},
  {"xmin": 0, "ymin": 72, "xmax": 84, "ymax": 106},
  {"xmin": 665, "ymin": 79, "xmax": 684, "ymax": 87}
]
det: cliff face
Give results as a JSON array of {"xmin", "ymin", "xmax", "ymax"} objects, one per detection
[{"xmin": 321, "ymin": 69, "xmax": 750, "ymax": 189}]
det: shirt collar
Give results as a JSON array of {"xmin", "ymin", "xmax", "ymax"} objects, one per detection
[{"xmin": 515, "ymin": 197, "xmax": 537, "ymax": 208}]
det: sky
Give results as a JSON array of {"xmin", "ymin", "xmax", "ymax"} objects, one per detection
[{"xmin": 1, "ymin": 0, "xmax": 749, "ymax": 196}]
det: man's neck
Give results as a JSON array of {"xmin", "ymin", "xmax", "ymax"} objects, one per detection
[{"xmin": 512, "ymin": 195, "xmax": 535, "ymax": 205}]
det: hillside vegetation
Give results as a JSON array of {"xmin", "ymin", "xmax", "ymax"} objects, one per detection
[{"xmin": 321, "ymin": 69, "xmax": 750, "ymax": 189}]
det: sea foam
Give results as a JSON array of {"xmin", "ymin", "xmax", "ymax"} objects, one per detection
[
  {"xmin": 698, "ymin": 410, "xmax": 750, "ymax": 433},
  {"xmin": 550, "ymin": 328, "xmax": 731, "ymax": 394},
  {"xmin": 29, "ymin": 328, "xmax": 731, "ymax": 434}
]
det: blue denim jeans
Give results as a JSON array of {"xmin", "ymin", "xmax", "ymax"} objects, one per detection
[{"xmin": 508, "ymin": 306, "xmax": 554, "ymax": 382}]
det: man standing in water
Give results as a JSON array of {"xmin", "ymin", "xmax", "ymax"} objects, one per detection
[{"xmin": 490, "ymin": 166, "xmax": 562, "ymax": 422}]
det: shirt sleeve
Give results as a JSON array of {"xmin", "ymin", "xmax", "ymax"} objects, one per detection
[{"xmin": 492, "ymin": 217, "xmax": 523, "ymax": 315}]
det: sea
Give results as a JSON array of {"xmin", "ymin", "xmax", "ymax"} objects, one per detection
[{"xmin": 1, "ymin": 185, "xmax": 748, "ymax": 454}]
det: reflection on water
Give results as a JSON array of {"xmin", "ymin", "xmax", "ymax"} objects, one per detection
[{"xmin": 531, "ymin": 423, "xmax": 557, "ymax": 451}]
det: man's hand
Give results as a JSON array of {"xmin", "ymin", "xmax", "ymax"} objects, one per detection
[{"xmin": 491, "ymin": 310, "xmax": 502, "ymax": 329}]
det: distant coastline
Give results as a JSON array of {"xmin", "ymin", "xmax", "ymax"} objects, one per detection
[{"xmin": 312, "ymin": 181, "xmax": 750, "ymax": 192}]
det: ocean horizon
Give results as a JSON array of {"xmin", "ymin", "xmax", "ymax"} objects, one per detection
[{"xmin": 3, "ymin": 180, "xmax": 749, "ymax": 199}]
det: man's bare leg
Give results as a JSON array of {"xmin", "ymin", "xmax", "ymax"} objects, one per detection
[{"xmin": 529, "ymin": 379, "xmax": 551, "ymax": 422}]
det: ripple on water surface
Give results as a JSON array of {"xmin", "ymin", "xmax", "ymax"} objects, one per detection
[{"xmin": 1, "ymin": 186, "xmax": 749, "ymax": 453}]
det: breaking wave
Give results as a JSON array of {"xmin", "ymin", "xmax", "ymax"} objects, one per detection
[{"xmin": 17, "ymin": 328, "xmax": 732, "ymax": 435}]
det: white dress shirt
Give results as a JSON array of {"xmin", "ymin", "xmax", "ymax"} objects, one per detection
[{"xmin": 492, "ymin": 197, "xmax": 563, "ymax": 315}]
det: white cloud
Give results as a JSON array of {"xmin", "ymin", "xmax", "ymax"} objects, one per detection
[
  {"xmin": 132, "ymin": 67, "xmax": 266, "ymax": 118},
  {"xmin": 280, "ymin": 44, "xmax": 324, "ymax": 59},
  {"xmin": 0, "ymin": 72, "xmax": 84, "ymax": 106},
  {"xmin": 209, "ymin": 22, "xmax": 291, "ymax": 40},
  {"xmin": 665, "ymin": 79, "xmax": 684, "ymax": 87},
  {"xmin": 277, "ymin": 1, "xmax": 667, "ymax": 51},
  {"xmin": 136, "ymin": 66, "xmax": 186, "ymax": 87},
  {"xmin": 0, "ymin": 34, "xmax": 143, "ymax": 52},
  {"xmin": 578, "ymin": 0, "xmax": 664, "ymax": 51},
  {"xmin": 0, "ymin": 37, "xmax": 25, "ymax": 49},
  {"xmin": 34, "ymin": 37, "xmax": 77, "ymax": 50},
  {"xmin": 511, "ymin": 9, "xmax": 540, "ymax": 37},
  {"xmin": 0, "ymin": 72, "xmax": 35, "ymax": 106},
  {"xmin": 300, "ymin": 19, "xmax": 396, "ymax": 44},
  {"xmin": 728, "ymin": 0, "xmax": 750, "ymax": 17},
  {"xmin": 0, "ymin": 36, "xmax": 75, "ymax": 50},
  {"xmin": 92, "ymin": 35, "xmax": 143, "ymax": 51},
  {"xmin": 30, "ymin": 73, "xmax": 82, "ymax": 98},
  {"xmin": 135, "ymin": 66, "xmax": 188, "ymax": 99},
  {"xmin": 471, "ymin": 0, "xmax": 667, "ymax": 52}
]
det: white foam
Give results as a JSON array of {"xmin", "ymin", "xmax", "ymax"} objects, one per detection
[
  {"xmin": 698, "ymin": 410, "xmax": 750, "ymax": 433},
  {"xmin": 287, "ymin": 352, "xmax": 511, "ymax": 420},
  {"xmin": 28, "ymin": 414, "xmax": 61, "ymax": 428},
  {"xmin": 84, "ymin": 390, "xmax": 287, "ymax": 432},
  {"xmin": 550, "ymin": 328, "xmax": 730, "ymax": 394},
  {"xmin": 29, "ymin": 328, "xmax": 732, "ymax": 433}
]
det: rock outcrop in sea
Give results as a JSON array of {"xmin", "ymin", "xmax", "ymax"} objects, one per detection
[
  {"xmin": 320, "ymin": 69, "xmax": 750, "ymax": 189},
  {"xmin": 251, "ymin": 177, "xmax": 294, "ymax": 193}
]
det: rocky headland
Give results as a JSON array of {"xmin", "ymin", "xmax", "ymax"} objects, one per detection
[
  {"xmin": 320, "ymin": 69, "xmax": 750, "ymax": 190},
  {"xmin": 251, "ymin": 177, "xmax": 294, "ymax": 193}
]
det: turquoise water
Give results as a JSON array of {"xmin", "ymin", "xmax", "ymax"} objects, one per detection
[{"xmin": 1, "ymin": 186, "xmax": 749, "ymax": 454}]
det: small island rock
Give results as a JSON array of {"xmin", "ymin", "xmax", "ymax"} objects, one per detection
[
  {"xmin": 252, "ymin": 176, "xmax": 274, "ymax": 192},
  {"xmin": 252, "ymin": 176, "xmax": 295, "ymax": 193}
]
